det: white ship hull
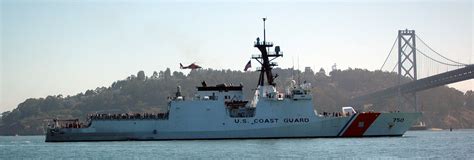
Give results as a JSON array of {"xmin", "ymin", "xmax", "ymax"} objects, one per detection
[{"xmin": 46, "ymin": 110, "xmax": 421, "ymax": 142}]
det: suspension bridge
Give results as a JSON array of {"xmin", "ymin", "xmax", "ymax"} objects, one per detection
[{"xmin": 352, "ymin": 29, "xmax": 473, "ymax": 111}]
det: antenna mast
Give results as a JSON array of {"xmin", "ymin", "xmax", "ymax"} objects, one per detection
[
  {"xmin": 251, "ymin": 18, "xmax": 283, "ymax": 86},
  {"xmin": 263, "ymin": 18, "xmax": 266, "ymax": 43}
]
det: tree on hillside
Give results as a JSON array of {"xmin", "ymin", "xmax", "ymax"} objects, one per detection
[
  {"xmin": 151, "ymin": 71, "xmax": 159, "ymax": 79},
  {"xmin": 164, "ymin": 68, "xmax": 171, "ymax": 80},
  {"xmin": 137, "ymin": 71, "xmax": 146, "ymax": 81}
]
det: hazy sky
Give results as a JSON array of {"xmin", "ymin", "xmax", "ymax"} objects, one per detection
[{"xmin": 1, "ymin": 0, "xmax": 473, "ymax": 112}]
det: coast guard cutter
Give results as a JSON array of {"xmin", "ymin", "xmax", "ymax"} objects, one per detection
[{"xmin": 45, "ymin": 19, "xmax": 421, "ymax": 142}]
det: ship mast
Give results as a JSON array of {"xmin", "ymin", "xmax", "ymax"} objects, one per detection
[{"xmin": 252, "ymin": 18, "xmax": 283, "ymax": 86}]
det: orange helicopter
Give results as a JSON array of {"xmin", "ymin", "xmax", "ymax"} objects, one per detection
[{"xmin": 179, "ymin": 63, "xmax": 202, "ymax": 70}]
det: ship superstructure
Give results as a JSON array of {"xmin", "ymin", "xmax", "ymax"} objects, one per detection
[{"xmin": 45, "ymin": 19, "xmax": 421, "ymax": 142}]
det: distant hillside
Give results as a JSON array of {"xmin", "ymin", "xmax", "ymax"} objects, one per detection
[{"xmin": 1, "ymin": 68, "xmax": 473, "ymax": 135}]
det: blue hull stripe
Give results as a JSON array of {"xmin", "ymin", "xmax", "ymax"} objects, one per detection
[{"xmin": 337, "ymin": 114, "xmax": 357, "ymax": 136}]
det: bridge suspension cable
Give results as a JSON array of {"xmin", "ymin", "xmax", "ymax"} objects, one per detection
[
  {"xmin": 380, "ymin": 37, "xmax": 398, "ymax": 70},
  {"xmin": 415, "ymin": 35, "xmax": 469, "ymax": 66},
  {"xmin": 391, "ymin": 63, "xmax": 397, "ymax": 73},
  {"xmin": 416, "ymin": 48, "xmax": 466, "ymax": 67}
]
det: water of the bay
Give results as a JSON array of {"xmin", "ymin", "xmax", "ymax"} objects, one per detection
[{"xmin": 1, "ymin": 130, "xmax": 473, "ymax": 159}]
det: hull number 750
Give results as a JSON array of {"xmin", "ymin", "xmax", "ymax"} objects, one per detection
[{"xmin": 393, "ymin": 118, "xmax": 404, "ymax": 123}]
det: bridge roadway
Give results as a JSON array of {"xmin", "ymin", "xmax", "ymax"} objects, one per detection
[{"xmin": 353, "ymin": 65, "xmax": 474, "ymax": 102}]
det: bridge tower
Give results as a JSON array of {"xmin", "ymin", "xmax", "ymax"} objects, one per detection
[{"xmin": 397, "ymin": 29, "xmax": 418, "ymax": 111}]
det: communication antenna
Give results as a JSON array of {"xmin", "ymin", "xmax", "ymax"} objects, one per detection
[{"xmin": 263, "ymin": 17, "xmax": 266, "ymax": 43}]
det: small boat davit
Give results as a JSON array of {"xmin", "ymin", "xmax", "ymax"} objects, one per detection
[{"xmin": 45, "ymin": 18, "xmax": 421, "ymax": 142}]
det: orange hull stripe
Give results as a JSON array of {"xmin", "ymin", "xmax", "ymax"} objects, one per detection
[{"xmin": 342, "ymin": 113, "xmax": 381, "ymax": 137}]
